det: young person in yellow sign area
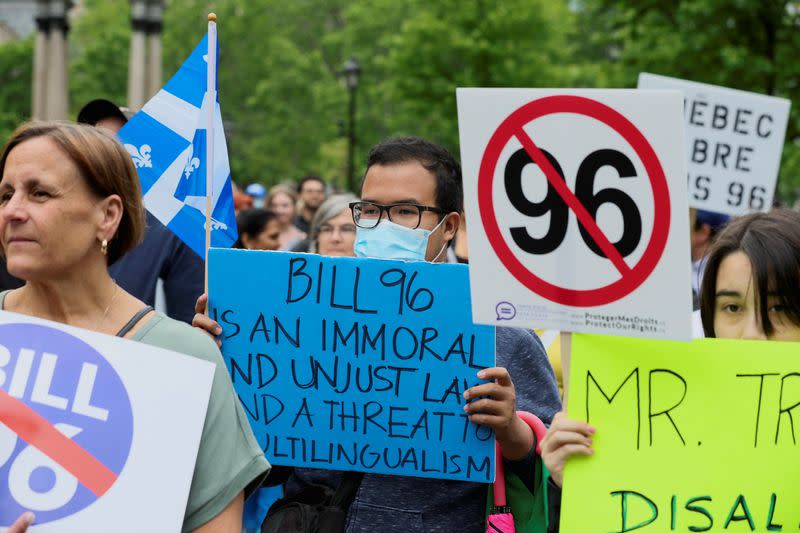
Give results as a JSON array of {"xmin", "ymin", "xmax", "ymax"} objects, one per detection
[
  {"xmin": 193, "ymin": 136, "xmax": 561, "ymax": 532},
  {"xmin": 540, "ymin": 207, "xmax": 800, "ymax": 532}
]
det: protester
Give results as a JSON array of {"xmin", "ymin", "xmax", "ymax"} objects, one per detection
[
  {"xmin": 266, "ymin": 184, "xmax": 305, "ymax": 250},
  {"xmin": 77, "ymin": 97, "xmax": 131, "ymax": 132},
  {"xmin": 234, "ymin": 208, "xmax": 281, "ymax": 251},
  {"xmin": 245, "ymin": 182, "xmax": 267, "ymax": 209},
  {"xmin": 233, "ymin": 182, "xmax": 254, "ymax": 213},
  {"xmin": 541, "ymin": 207, "xmax": 800, "ymax": 531},
  {"xmin": 77, "ymin": 98, "xmax": 205, "ymax": 324},
  {"xmin": 309, "ymin": 193, "xmax": 357, "ymax": 256},
  {"xmin": 294, "ymin": 175, "xmax": 327, "ymax": 234},
  {"xmin": 0, "ymin": 122, "xmax": 269, "ymax": 532},
  {"xmin": 690, "ymin": 208, "xmax": 730, "ymax": 307},
  {"xmin": 194, "ymin": 136, "xmax": 560, "ymax": 532}
]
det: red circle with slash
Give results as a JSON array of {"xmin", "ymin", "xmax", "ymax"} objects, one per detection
[{"xmin": 478, "ymin": 95, "xmax": 671, "ymax": 307}]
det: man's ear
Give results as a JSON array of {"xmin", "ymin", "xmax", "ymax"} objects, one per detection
[
  {"xmin": 96, "ymin": 194, "xmax": 123, "ymax": 243},
  {"xmin": 441, "ymin": 212, "xmax": 461, "ymax": 244},
  {"xmin": 240, "ymin": 233, "xmax": 253, "ymax": 249}
]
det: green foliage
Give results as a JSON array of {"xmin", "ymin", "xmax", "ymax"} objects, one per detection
[
  {"xmin": 0, "ymin": 36, "xmax": 33, "ymax": 145},
  {"xmin": 573, "ymin": 0, "xmax": 800, "ymax": 204},
  {"xmin": 69, "ymin": 0, "xmax": 131, "ymax": 113},
  {"xmin": 1, "ymin": 0, "xmax": 797, "ymax": 202}
]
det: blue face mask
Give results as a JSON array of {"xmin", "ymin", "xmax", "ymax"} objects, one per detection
[{"xmin": 354, "ymin": 218, "xmax": 447, "ymax": 262}]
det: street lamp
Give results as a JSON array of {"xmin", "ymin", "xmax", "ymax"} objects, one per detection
[{"xmin": 342, "ymin": 57, "xmax": 360, "ymax": 192}]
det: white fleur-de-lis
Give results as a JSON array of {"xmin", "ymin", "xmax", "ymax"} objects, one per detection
[
  {"xmin": 206, "ymin": 218, "xmax": 228, "ymax": 232},
  {"xmin": 183, "ymin": 157, "xmax": 201, "ymax": 179},
  {"xmin": 124, "ymin": 144, "xmax": 152, "ymax": 169},
  {"xmin": 203, "ymin": 54, "xmax": 208, "ymax": 63}
]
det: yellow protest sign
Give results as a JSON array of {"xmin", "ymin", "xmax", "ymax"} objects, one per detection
[{"xmin": 562, "ymin": 334, "xmax": 800, "ymax": 533}]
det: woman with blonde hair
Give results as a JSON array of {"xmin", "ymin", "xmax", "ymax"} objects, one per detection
[{"xmin": 266, "ymin": 184, "xmax": 305, "ymax": 250}]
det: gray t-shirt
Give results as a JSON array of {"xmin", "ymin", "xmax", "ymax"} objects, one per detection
[{"xmin": 283, "ymin": 326, "xmax": 561, "ymax": 533}]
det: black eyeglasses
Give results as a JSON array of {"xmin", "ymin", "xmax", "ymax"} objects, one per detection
[{"xmin": 349, "ymin": 201, "xmax": 444, "ymax": 230}]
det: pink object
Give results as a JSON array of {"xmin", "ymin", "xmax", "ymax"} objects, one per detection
[
  {"xmin": 487, "ymin": 512, "xmax": 516, "ymax": 533},
  {"xmin": 516, "ymin": 411, "xmax": 548, "ymax": 455},
  {"xmin": 487, "ymin": 411, "xmax": 547, "ymax": 533}
]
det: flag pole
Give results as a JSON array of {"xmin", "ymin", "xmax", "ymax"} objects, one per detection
[{"xmin": 204, "ymin": 12, "xmax": 217, "ymax": 311}]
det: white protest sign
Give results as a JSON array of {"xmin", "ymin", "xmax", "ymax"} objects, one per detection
[
  {"xmin": 638, "ymin": 72, "xmax": 791, "ymax": 215},
  {"xmin": 457, "ymin": 89, "xmax": 692, "ymax": 340},
  {"xmin": 0, "ymin": 310, "xmax": 215, "ymax": 532}
]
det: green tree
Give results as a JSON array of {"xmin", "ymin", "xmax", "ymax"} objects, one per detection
[
  {"xmin": 69, "ymin": 0, "xmax": 130, "ymax": 113},
  {"xmin": 572, "ymin": 0, "xmax": 800, "ymax": 203},
  {"xmin": 0, "ymin": 36, "xmax": 33, "ymax": 144},
  {"xmin": 157, "ymin": 0, "xmax": 578, "ymax": 191}
]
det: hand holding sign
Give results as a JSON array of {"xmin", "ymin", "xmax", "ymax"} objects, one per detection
[
  {"xmin": 7, "ymin": 512, "xmax": 34, "ymax": 533},
  {"xmin": 463, "ymin": 367, "xmax": 532, "ymax": 461},
  {"xmin": 539, "ymin": 411, "xmax": 594, "ymax": 487}
]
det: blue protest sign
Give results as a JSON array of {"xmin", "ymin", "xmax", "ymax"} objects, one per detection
[
  {"xmin": 209, "ymin": 249, "xmax": 497, "ymax": 482},
  {"xmin": 0, "ymin": 323, "xmax": 133, "ymax": 526}
]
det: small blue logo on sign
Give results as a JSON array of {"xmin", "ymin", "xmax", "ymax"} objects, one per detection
[{"xmin": 495, "ymin": 301, "xmax": 517, "ymax": 321}]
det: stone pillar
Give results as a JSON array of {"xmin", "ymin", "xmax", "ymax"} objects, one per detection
[
  {"xmin": 32, "ymin": 1, "xmax": 50, "ymax": 120},
  {"xmin": 145, "ymin": 0, "xmax": 163, "ymax": 99},
  {"xmin": 127, "ymin": 0, "xmax": 148, "ymax": 111},
  {"xmin": 45, "ymin": 0, "xmax": 69, "ymax": 120}
]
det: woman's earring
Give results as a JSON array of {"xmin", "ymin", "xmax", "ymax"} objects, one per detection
[{"xmin": 101, "ymin": 239, "xmax": 108, "ymax": 256}]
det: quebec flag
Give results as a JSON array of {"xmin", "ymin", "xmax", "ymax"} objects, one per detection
[{"xmin": 118, "ymin": 34, "xmax": 237, "ymax": 257}]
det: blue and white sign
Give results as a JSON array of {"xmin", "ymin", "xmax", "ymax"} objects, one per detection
[
  {"xmin": 0, "ymin": 312, "xmax": 214, "ymax": 532},
  {"xmin": 209, "ymin": 249, "xmax": 497, "ymax": 483},
  {"xmin": 0, "ymin": 324, "xmax": 132, "ymax": 526}
]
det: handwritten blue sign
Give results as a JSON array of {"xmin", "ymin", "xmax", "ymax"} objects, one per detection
[{"xmin": 208, "ymin": 249, "xmax": 496, "ymax": 482}]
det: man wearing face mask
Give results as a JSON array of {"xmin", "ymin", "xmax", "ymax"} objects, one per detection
[
  {"xmin": 294, "ymin": 137, "xmax": 562, "ymax": 532},
  {"xmin": 194, "ymin": 137, "xmax": 561, "ymax": 532}
]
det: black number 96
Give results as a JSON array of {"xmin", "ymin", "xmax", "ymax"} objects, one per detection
[{"xmin": 504, "ymin": 148, "xmax": 643, "ymax": 258}]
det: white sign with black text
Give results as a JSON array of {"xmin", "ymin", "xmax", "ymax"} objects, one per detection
[
  {"xmin": 457, "ymin": 89, "xmax": 692, "ymax": 340},
  {"xmin": 638, "ymin": 73, "xmax": 790, "ymax": 215}
]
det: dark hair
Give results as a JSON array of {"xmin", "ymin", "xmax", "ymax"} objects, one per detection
[
  {"xmin": 700, "ymin": 208, "xmax": 800, "ymax": 337},
  {"xmin": 77, "ymin": 99, "xmax": 129, "ymax": 127},
  {"xmin": 0, "ymin": 121, "xmax": 145, "ymax": 264},
  {"xmin": 234, "ymin": 208, "xmax": 277, "ymax": 248},
  {"xmin": 364, "ymin": 137, "xmax": 463, "ymax": 215},
  {"xmin": 693, "ymin": 209, "xmax": 729, "ymax": 239},
  {"xmin": 298, "ymin": 175, "xmax": 325, "ymax": 193}
]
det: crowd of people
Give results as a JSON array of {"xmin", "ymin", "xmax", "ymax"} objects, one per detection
[{"xmin": 0, "ymin": 103, "xmax": 798, "ymax": 533}]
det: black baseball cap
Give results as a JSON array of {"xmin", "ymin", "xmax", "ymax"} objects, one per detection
[{"xmin": 77, "ymin": 99, "xmax": 131, "ymax": 126}]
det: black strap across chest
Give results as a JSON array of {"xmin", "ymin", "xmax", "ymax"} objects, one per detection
[{"xmin": 115, "ymin": 306, "xmax": 154, "ymax": 337}]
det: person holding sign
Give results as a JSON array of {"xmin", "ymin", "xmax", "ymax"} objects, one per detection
[
  {"xmin": 194, "ymin": 136, "xmax": 560, "ymax": 532},
  {"xmin": 0, "ymin": 122, "xmax": 270, "ymax": 532},
  {"xmin": 540, "ymin": 207, "xmax": 800, "ymax": 531}
]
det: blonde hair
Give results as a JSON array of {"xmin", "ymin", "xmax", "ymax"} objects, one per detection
[
  {"xmin": 267, "ymin": 184, "xmax": 298, "ymax": 207},
  {"xmin": 0, "ymin": 121, "xmax": 146, "ymax": 263}
]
